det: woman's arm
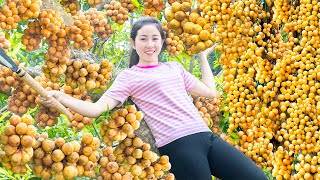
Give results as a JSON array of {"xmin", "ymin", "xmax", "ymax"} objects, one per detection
[
  {"xmin": 190, "ymin": 45, "xmax": 221, "ymax": 99},
  {"xmin": 41, "ymin": 91, "xmax": 120, "ymax": 118}
]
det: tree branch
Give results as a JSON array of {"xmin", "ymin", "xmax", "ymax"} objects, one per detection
[
  {"xmin": 189, "ymin": 56, "xmax": 195, "ymax": 73},
  {"xmin": 95, "ymin": 39, "xmax": 108, "ymax": 59}
]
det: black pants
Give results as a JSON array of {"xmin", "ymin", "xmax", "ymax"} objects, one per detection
[{"xmin": 158, "ymin": 132, "xmax": 268, "ymax": 180}]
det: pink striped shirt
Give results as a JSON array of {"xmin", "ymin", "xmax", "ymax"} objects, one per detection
[{"xmin": 104, "ymin": 61, "xmax": 210, "ymax": 147}]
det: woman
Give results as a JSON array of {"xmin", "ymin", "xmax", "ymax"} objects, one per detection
[{"xmin": 41, "ymin": 17, "xmax": 267, "ymax": 180}]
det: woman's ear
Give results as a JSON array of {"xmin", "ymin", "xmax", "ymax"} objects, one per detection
[{"xmin": 130, "ymin": 39, "xmax": 135, "ymax": 49}]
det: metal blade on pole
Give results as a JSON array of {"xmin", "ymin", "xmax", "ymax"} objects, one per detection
[{"xmin": 0, "ymin": 48, "xmax": 19, "ymax": 72}]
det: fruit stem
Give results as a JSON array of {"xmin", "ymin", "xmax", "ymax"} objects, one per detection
[{"xmin": 92, "ymin": 123, "xmax": 102, "ymax": 142}]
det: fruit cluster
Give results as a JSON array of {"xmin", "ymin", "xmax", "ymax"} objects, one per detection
[
  {"xmin": 65, "ymin": 59, "xmax": 113, "ymax": 92},
  {"xmin": 0, "ymin": 114, "xmax": 37, "ymax": 173},
  {"xmin": 31, "ymin": 135, "xmax": 82, "ymax": 179},
  {"xmin": 70, "ymin": 14, "xmax": 94, "ymax": 51},
  {"xmin": 84, "ymin": 8, "xmax": 114, "ymax": 40},
  {"xmin": 98, "ymin": 134, "xmax": 175, "ymax": 179},
  {"xmin": 192, "ymin": 94, "xmax": 221, "ymax": 134},
  {"xmin": 142, "ymin": 0, "xmax": 165, "ymax": 18},
  {"xmin": 100, "ymin": 105, "xmax": 144, "ymax": 146},
  {"xmin": 34, "ymin": 76, "xmax": 61, "ymax": 128},
  {"xmin": 0, "ymin": 64, "xmax": 21, "ymax": 94},
  {"xmin": 104, "ymin": 1, "xmax": 129, "ymax": 25}
]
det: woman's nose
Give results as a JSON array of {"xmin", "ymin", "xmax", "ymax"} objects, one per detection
[{"xmin": 146, "ymin": 40, "xmax": 154, "ymax": 47}]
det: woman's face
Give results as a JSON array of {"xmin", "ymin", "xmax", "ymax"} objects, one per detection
[{"xmin": 131, "ymin": 24, "xmax": 164, "ymax": 65}]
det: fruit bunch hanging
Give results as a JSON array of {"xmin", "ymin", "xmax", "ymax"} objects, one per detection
[
  {"xmin": 77, "ymin": 133, "xmax": 100, "ymax": 177},
  {"xmin": 31, "ymin": 135, "xmax": 82, "ymax": 179},
  {"xmin": 33, "ymin": 76, "xmax": 61, "ymax": 128},
  {"xmin": 162, "ymin": 24, "xmax": 184, "ymax": 56},
  {"xmin": 69, "ymin": 14, "xmax": 94, "ymax": 51},
  {"xmin": 142, "ymin": 0, "xmax": 165, "ymax": 18},
  {"xmin": 98, "ymin": 134, "xmax": 175, "ymax": 180},
  {"xmin": 100, "ymin": 105, "xmax": 144, "ymax": 146},
  {"xmin": 120, "ymin": 0, "xmax": 136, "ymax": 13},
  {"xmin": 192, "ymin": 94, "xmax": 221, "ymax": 135},
  {"xmin": 65, "ymin": 58, "xmax": 113, "ymax": 92},
  {"xmin": 60, "ymin": 0, "xmax": 81, "ymax": 15},
  {"xmin": 21, "ymin": 21, "xmax": 43, "ymax": 52},
  {"xmin": 0, "ymin": 0, "xmax": 21, "ymax": 30},
  {"xmin": 84, "ymin": 8, "xmax": 114, "ymax": 40},
  {"xmin": 0, "ymin": 114, "xmax": 37, "ymax": 174},
  {"xmin": 37, "ymin": 9, "xmax": 71, "ymax": 83},
  {"xmin": 104, "ymin": 1, "xmax": 129, "ymax": 25},
  {"xmin": 0, "ymin": 63, "xmax": 21, "ymax": 94},
  {"xmin": 7, "ymin": 82, "xmax": 37, "ymax": 115}
]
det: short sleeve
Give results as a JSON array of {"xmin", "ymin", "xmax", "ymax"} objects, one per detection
[
  {"xmin": 172, "ymin": 62, "xmax": 200, "ymax": 92},
  {"xmin": 103, "ymin": 70, "xmax": 131, "ymax": 107}
]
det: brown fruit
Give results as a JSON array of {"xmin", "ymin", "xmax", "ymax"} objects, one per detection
[
  {"xmin": 21, "ymin": 114, "xmax": 33, "ymax": 125},
  {"xmin": 82, "ymin": 133, "xmax": 94, "ymax": 145},
  {"xmin": 61, "ymin": 142, "xmax": 74, "ymax": 155},
  {"xmin": 26, "ymin": 125, "xmax": 37, "ymax": 137},
  {"xmin": 1, "ymin": 134, "xmax": 9, "ymax": 145},
  {"xmin": 21, "ymin": 135, "xmax": 34, "ymax": 148},
  {"xmin": 102, "ymin": 146, "xmax": 113, "ymax": 156},
  {"xmin": 90, "ymin": 137, "xmax": 100, "ymax": 150},
  {"xmin": 166, "ymin": 173, "xmax": 175, "ymax": 180},
  {"xmin": 132, "ymin": 149, "xmax": 143, "ymax": 159},
  {"xmin": 11, "ymin": 151, "xmax": 22, "ymax": 164},
  {"xmin": 135, "ymin": 111, "xmax": 144, "ymax": 121},
  {"xmin": 63, "ymin": 166, "xmax": 78, "ymax": 179},
  {"xmin": 174, "ymin": 11, "xmax": 186, "ymax": 21},
  {"xmin": 4, "ymin": 125, "xmax": 16, "ymax": 136},
  {"xmin": 8, "ymin": 134, "xmax": 20, "ymax": 147},
  {"xmin": 67, "ymin": 152, "xmax": 79, "ymax": 163},
  {"xmin": 42, "ymin": 139, "xmax": 55, "ymax": 152},
  {"xmin": 78, "ymin": 155, "xmax": 89, "ymax": 166},
  {"xmin": 142, "ymin": 150, "xmax": 153, "ymax": 160},
  {"xmin": 52, "ymin": 162, "xmax": 64, "ymax": 172},
  {"xmin": 52, "ymin": 149, "xmax": 65, "ymax": 162},
  {"xmin": 122, "ymin": 123, "xmax": 133, "ymax": 134},
  {"xmin": 15, "ymin": 122, "xmax": 28, "ymax": 135},
  {"xmin": 118, "ymin": 109, "xmax": 128, "ymax": 117},
  {"xmin": 141, "ymin": 159, "xmax": 151, "ymax": 168},
  {"xmin": 106, "ymin": 161, "xmax": 119, "ymax": 173},
  {"xmin": 3, "ymin": 145, "xmax": 18, "ymax": 155},
  {"xmin": 55, "ymin": 137, "xmax": 65, "ymax": 148},
  {"xmin": 34, "ymin": 148, "xmax": 45, "ymax": 159},
  {"xmin": 125, "ymin": 113, "xmax": 136, "ymax": 123},
  {"xmin": 82, "ymin": 146, "xmax": 93, "ymax": 156},
  {"xmin": 126, "ymin": 105, "xmax": 136, "ymax": 113},
  {"xmin": 130, "ymin": 164, "xmax": 142, "ymax": 176},
  {"xmin": 9, "ymin": 114, "xmax": 21, "ymax": 126},
  {"xmin": 115, "ymin": 116, "xmax": 125, "ymax": 126},
  {"xmin": 126, "ymin": 155, "xmax": 136, "ymax": 165},
  {"xmin": 43, "ymin": 154, "xmax": 53, "ymax": 166},
  {"xmin": 71, "ymin": 140, "xmax": 81, "ymax": 152}
]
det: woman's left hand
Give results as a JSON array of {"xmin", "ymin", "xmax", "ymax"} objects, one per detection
[{"xmin": 198, "ymin": 44, "xmax": 217, "ymax": 58}]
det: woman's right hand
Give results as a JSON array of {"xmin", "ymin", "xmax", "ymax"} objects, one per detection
[{"xmin": 39, "ymin": 90, "xmax": 63, "ymax": 108}]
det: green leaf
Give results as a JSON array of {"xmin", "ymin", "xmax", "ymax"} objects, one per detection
[
  {"xmin": 132, "ymin": 0, "xmax": 140, "ymax": 8},
  {"xmin": 0, "ymin": 111, "xmax": 11, "ymax": 123},
  {"xmin": 92, "ymin": 89, "xmax": 104, "ymax": 94}
]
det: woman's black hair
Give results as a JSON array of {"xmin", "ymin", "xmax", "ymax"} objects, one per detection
[{"xmin": 129, "ymin": 16, "xmax": 167, "ymax": 68}]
